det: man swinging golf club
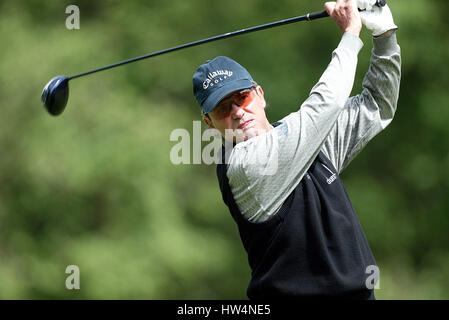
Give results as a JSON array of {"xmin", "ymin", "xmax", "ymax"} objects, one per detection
[{"xmin": 192, "ymin": 0, "xmax": 401, "ymax": 299}]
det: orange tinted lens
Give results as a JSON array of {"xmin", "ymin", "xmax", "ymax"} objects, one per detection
[
  {"xmin": 234, "ymin": 89, "xmax": 253, "ymax": 107},
  {"xmin": 213, "ymin": 98, "xmax": 232, "ymax": 118},
  {"xmin": 213, "ymin": 88, "xmax": 254, "ymax": 119}
]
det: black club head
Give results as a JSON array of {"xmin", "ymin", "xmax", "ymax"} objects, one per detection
[{"xmin": 41, "ymin": 76, "xmax": 69, "ymax": 116}]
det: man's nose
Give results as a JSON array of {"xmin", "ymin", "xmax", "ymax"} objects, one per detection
[{"xmin": 231, "ymin": 102, "xmax": 245, "ymax": 119}]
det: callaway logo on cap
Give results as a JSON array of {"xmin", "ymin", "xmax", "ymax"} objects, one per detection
[{"xmin": 193, "ymin": 56, "xmax": 254, "ymax": 114}]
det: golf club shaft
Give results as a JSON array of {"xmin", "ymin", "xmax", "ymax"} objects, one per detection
[
  {"xmin": 68, "ymin": 0, "xmax": 386, "ymax": 80},
  {"xmin": 68, "ymin": 10, "xmax": 329, "ymax": 80}
]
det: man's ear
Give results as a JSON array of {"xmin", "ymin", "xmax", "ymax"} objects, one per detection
[
  {"xmin": 203, "ymin": 115, "xmax": 215, "ymax": 128},
  {"xmin": 256, "ymin": 86, "xmax": 267, "ymax": 109},
  {"xmin": 256, "ymin": 85, "xmax": 264, "ymax": 98}
]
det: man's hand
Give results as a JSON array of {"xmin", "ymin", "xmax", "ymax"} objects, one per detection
[
  {"xmin": 325, "ymin": 0, "xmax": 362, "ymax": 37},
  {"xmin": 359, "ymin": 4, "xmax": 398, "ymax": 37}
]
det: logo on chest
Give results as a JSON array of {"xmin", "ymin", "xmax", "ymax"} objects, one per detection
[{"xmin": 321, "ymin": 164, "xmax": 337, "ymax": 185}]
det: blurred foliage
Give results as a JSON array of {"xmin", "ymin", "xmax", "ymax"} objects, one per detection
[{"xmin": 0, "ymin": 0, "xmax": 448, "ymax": 299}]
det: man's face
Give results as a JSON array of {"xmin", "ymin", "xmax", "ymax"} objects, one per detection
[{"xmin": 203, "ymin": 86, "xmax": 271, "ymax": 143}]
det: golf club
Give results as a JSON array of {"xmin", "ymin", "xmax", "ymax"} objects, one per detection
[{"xmin": 41, "ymin": 0, "xmax": 386, "ymax": 116}]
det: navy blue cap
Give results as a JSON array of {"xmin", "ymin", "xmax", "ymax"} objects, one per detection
[{"xmin": 193, "ymin": 56, "xmax": 253, "ymax": 114}]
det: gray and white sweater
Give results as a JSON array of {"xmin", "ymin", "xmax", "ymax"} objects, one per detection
[{"xmin": 226, "ymin": 31, "xmax": 401, "ymax": 223}]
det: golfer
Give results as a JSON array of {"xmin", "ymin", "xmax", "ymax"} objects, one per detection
[{"xmin": 192, "ymin": 0, "xmax": 401, "ymax": 299}]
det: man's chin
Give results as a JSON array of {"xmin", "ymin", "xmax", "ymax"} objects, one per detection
[
  {"xmin": 237, "ymin": 128, "xmax": 264, "ymax": 143},
  {"xmin": 224, "ymin": 127, "xmax": 268, "ymax": 144}
]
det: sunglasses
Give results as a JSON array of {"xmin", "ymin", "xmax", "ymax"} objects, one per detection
[{"xmin": 207, "ymin": 87, "xmax": 257, "ymax": 119}]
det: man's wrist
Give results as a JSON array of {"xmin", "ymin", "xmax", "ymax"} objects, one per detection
[
  {"xmin": 374, "ymin": 29, "xmax": 395, "ymax": 38},
  {"xmin": 345, "ymin": 28, "xmax": 361, "ymax": 38}
]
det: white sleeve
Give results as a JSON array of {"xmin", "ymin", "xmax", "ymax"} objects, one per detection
[
  {"xmin": 226, "ymin": 32, "xmax": 364, "ymax": 223},
  {"xmin": 321, "ymin": 32, "xmax": 401, "ymax": 173}
]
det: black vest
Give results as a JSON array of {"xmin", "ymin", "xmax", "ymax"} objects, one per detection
[{"xmin": 216, "ymin": 123, "xmax": 376, "ymax": 299}]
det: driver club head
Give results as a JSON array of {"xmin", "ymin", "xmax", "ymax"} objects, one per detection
[{"xmin": 41, "ymin": 76, "xmax": 69, "ymax": 116}]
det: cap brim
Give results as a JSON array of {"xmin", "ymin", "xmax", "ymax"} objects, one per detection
[{"xmin": 201, "ymin": 79, "xmax": 253, "ymax": 114}]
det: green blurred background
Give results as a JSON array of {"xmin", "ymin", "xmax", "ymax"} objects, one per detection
[{"xmin": 0, "ymin": 0, "xmax": 448, "ymax": 299}]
